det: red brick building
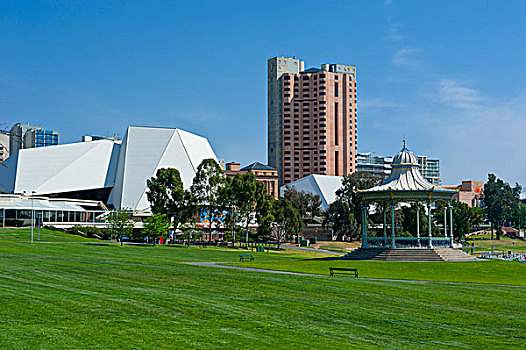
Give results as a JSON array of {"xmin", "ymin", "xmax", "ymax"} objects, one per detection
[
  {"xmin": 224, "ymin": 161, "xmax": 279, "ymax": 199},
  {"xmin": 442, "ymin": 180, "xmax": 484, "ymax": 207}
]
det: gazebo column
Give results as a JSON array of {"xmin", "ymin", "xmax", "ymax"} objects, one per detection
[
  {"xmin": 391, "ymin": 200, "xmax": 396, "ymax": 248},
  {"xmin": 383, "ymin": 204, "xmax": 387, "ymax": 247},
  {"xmin": 444, "ymin": 206, "xmax": 448, "ymax": 238},
  {"xmin": 449, "ymin": 202, "xmax": 454, "ymax": 247},
  {"xmin": 416, "ymin": 203, "xmax": 421, "ymax": 248},
  {"xmin": 427, "ymin": 200, "xmax": 433, "ymax": 248},
  {"xmin": 361, "ymin": 201, "xmax": 368, "ymax": 248}
]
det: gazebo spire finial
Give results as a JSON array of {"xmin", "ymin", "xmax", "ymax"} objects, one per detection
[{"xmin": 403, "ymin": 134, "xmax": 406, "ymax": 149}]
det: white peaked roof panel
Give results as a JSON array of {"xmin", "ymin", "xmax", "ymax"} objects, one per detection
[
  {"xmin": 1, "ymin": 140, "xmax": 118, "ymax": 195},
  {"xmin": 0, "ymin": 152, "xmax": 19, "ymax": 193},
  {"xmin": 280, "ymin": 174, "xmax": 343, "ymax": 210},
  {"xmin": 0, "ymin": 126, "xmax": 218, "ymax": 212},
  {"xmin": 108, "ymin": 126, "xmax": 218, "ymax": 212},
  {"xmin": 176, "ymin": 128, "xmax": 217, "ymax": 172}
]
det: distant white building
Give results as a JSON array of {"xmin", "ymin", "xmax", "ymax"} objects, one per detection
[
  {"xmin": 280, "ymin": 174, "xmax": 343, "ymax": 210},
  {"xmin": 0, "ymin": 126, "xmax": 218, "ymax": 212},
  {"xmin": 0, "ymin": 133, "xmax": 9, "ymax": 162},
  {"xmin": 357, "ymin": 151, "xmax": 441, "ymax": 185}
]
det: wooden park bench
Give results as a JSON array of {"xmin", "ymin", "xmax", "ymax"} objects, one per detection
[
  {"xmin": 329, "ymin": 267, "xmax": 358, "ymax": 278},
  {"xmin": 239, "ymin": 254, "xmax": 254, "ymax": 262}
]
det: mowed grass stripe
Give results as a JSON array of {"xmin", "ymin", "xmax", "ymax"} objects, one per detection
[{"xmin": 0, "ymin": 228, "xmax": 524, "ymax": 349}]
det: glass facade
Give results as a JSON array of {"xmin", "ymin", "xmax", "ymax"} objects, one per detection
[{"xmin": 35, "ymin": 129, "xmax": 59, "ymax": 147}]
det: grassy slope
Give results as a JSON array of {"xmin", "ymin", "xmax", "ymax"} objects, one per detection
[
  {"xmin": 0, "ymin": 228, "xmax": 525, "ymax": 349},
  {"xmin": 0, "ymin": 227, "xmax": 100, "ymax": 243}
]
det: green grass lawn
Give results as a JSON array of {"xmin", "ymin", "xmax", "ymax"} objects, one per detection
[
  {"xmin": 466, "ymin": 235, "xmax": 526, "ymax": 254},
  {"xmin": 228, "ymin": 257, "xmax": 526, "ymax": 286},
  {"xmin": 0, "ymin": 227, "xmax": 100, "ymax": 243},
  {"xmin": 0, "ymin": 228, "xmax": 525, "ymax": 349}
]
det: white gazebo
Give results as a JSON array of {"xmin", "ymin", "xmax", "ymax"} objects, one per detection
[{"xmin": 358, "ymin": 141, "xmax": 458, "ymax": 249}]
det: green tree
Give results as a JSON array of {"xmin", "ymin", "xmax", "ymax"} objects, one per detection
[
  {"xmin": 143, "ymin": 213, "xmax": 171, "ymax": 245},
  {"xmin": 146, "ymin": 167, "xmax": 191, "ymax": 234},
  {"xmin": 451, "ymin": 201, "xmax": 477, "ymax": 240},
  {"xmin": 324, "ymin": 172, "xmax": 381, "ymax": 240},
  {"xmin": 255, "ymin": 182, "xmax": 275, "ymax": 242},
  {"xmin": 176, "ymin": 190, "xmax": 199, "ymax": 244},
  {"xmin": 282, "ymin": 187, "xmax": 322, "ymax": 225},
  {"xmin": 484, "ymin": 174, "xmax": 521, "ymax": 239},
  {"xmin": 471, "ymin": 206, "xmax": 485, "ymax": 228},
  {"xmin": 323, "ymin": 200, "xmax": 357, "ymax": 240},
  {"xmin": 107, "ymin": 208, "xmax": 134, "ymax": 246},
  {"xmin": 227, "ymin": 172, "xmax": 258, "ymax": 245},
  {"xmin": 190, "ymin": 159, "xmax": 227, "ymax": 243},
  {"xmin": 511, "ymin": 202, "xmax": 526, "ymax": 232},
  {"xmin": 273, "ymin": 199, "xmax": 302, "ymax": 249},
  {"xmin": 400, "ymin": 203, "xmax": 428, "ymax": 237},
  {"xmin": 434, "ymin": 201, "xmax": 479, "ymax": 240}
]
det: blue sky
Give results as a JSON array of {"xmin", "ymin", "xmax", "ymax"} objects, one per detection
[{"xmin": 1, "ymin": 1, "xmax": 525, "ymax": 187}]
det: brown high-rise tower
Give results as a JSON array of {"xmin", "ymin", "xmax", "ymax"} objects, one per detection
[{"xmin": 268, "ymin": 57, "xmax": 357, "ymax": 186}]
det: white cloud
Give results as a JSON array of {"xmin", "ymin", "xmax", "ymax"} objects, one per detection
[
  {"xmin": 386, "ymin": 31, "xmax": 403, "ymax": 42},
  {"xmin": 438, "ymin": 79, "xmax": 481, "ymax": 110},
  {"xmin": 422, "ymin": 81, "xmax": 526, "ymax": 186},
  {"xmin": 362, "ymin": 79, "xmax": 526, "ymax": 188},
  {"xmin": 392, "ymin": 47, "xmax": 423, "ymax": 67},
  {"xmin": 384, "ymin": 23, "xmax": 403, "ymax": 42},
  {"xmin": 360, "ymin": 98, "xmax": 406, "ymax": 111}
]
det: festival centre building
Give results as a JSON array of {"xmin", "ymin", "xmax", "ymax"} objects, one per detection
[{"xmin": 0, "ymin": 126, "xmax": 217, "ymax": 227}]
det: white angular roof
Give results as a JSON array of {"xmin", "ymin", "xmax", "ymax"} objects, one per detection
[
  {"xmin": 0, "ymin": 126, "xmax": 218, "ymax": 212},
  {"xmin": 0, "ymin": 140, "xmax": 119, "ymax": 195},
  {"xmin": 108, "ymin": 126, "xmax": 217, "ymax": 211},
  {"xmin": 280, "ymin": 174, "xmax": 343, "ymax": 210}
]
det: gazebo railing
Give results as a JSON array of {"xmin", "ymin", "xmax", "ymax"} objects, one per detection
[{"xmin": 366, "ymin": 237, "xmax": 452, "ymax": 248}]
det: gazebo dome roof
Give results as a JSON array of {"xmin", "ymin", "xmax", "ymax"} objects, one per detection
[
  {"xmin": 393, "ymin": 144, "xmax": 418, "ymax": 166},
  {"xmin": 359, "ymin": 140, "xmax": 457, "ymax": 200}
]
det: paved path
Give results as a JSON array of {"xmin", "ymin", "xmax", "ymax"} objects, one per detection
[
  {"xmin": 283, "ymin": 246, "xmax": 344, "ymax": 255},
  {"xmin": 184, "ymin": 262, "xmax": 321, "ymax": 276},
  {"xmin": 183, "ymin": 261, "xmax": 525, "ymax": 288}
]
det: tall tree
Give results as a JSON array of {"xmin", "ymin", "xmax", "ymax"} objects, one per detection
[
  {"xmin": 219, "ymin": 176, "xmax": 236, "ymax": 242},
  {"xmin": 227, "ymin": 172, "xmax": 258, "ymax": 245},
  {"xmin": 282, "ymin": 187, "xmax": 322, "ymax": 225},
  {"xmin": 400, "ymin": 203, "xmax": 429, "ymax": 237},
  {"xmin": 143, "ymin": 213, "xmax": 171, "ymax": 245},
  {"xmin": 324, "ymin": 172, "xmax": 381, "ymax": 240},
  {"xmin": 323, "ymin": 200, "xmax": 357, "ymax": 240},
  {"xmin": 273, "ymin": 199, "xmax": 302, "ymax": 249},
  {"xmin": 146, "ymin": 168, "xmax": 187, "ymax": 232},
  {"xmin": 190, "ymin": 159, "xmax": 227, "ymax": 242},
  {"xmin": 435, "ymin": 201, "xmax": 481, "ymax": 240},
  {"xmin": 512, "ymin": 202, "xmax": 526, "ymax": 232},
  {"xmin": 255, "ymin": 182, "xmax": 275, "ymax": 242},
  {"xmin": 177, "ymin": 190, "xmax": 199, "ymax": 243},
  {"xmin": 484, "ymin": 174, "xmax": 521, "ymax": 239},
  {"xmin": 107, "ymin": 208, "xmax": 134, "ymax": 246}
]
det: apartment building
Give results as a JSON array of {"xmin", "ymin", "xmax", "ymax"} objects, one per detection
[{"xmin": 268, "ymin": 56, "xmax": 357, "ymax": 186}]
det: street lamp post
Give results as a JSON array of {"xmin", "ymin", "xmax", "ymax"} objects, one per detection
[
  {"xmin": 31, "ymin": 191, "xmax": 35, "ymax": 244},
  {"xmin": 37, "ymin": 210, "xmax": 41, "ymax": 241}
]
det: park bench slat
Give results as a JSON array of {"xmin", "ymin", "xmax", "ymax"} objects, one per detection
[
  {"xmin": 329, "ymin": 267, "xmax": 358, "ymax": 278},
  {"xmin": 239, "ymin": 254, "xmax": 254, "ymax": 262}
]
